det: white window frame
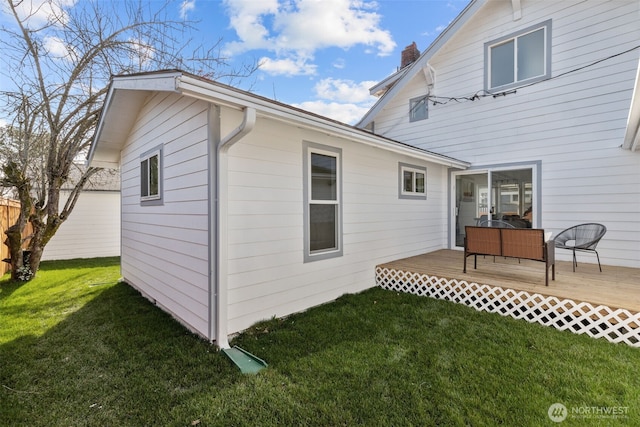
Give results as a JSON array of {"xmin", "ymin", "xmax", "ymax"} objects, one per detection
[
  {"xmin": 399, "ymin": 163, "xmax": 427, "ymax": 200},
  {"xmin": 140, "ymin": 145, "xmax": 162, "ymax": 205},
  {"xmin": 303, "ymin": 142, "xmax": 343, "ymax": 262},
  {"xmin": 409, "ymin": 95, "xmax": 428, "ymax": 122},
  {"xmin": 484, "ymin": 20, "xmax": 552, "ymax": 92}
]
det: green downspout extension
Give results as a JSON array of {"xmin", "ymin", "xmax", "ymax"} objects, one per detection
[{"xmin": 222, "ymin": 346, "xmax": 268, "ymax": 374}]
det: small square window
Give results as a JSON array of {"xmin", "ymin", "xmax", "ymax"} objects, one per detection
[
  {"xmin": 399, "ymin": 163, "xmax": 427, "ymax": 200},
  {"xmin": 409, "ymin": 95, "xmax": 428, "ymax": 122},
  {"xmin": 140, "ymin": 146, "xmax": 162, "ymax": 203}
]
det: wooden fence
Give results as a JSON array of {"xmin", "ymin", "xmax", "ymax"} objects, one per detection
[{"xmin": 0, "ymin": 198, "xmax": 33, "ymax": 276}]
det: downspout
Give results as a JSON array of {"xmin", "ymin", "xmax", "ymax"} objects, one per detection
[{"xmin": 209, "ymin": 105, "xmax": 256, "ymax": 349}]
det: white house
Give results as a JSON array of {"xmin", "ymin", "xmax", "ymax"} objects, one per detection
[
  {"xmin": 42, "ymin": 168, "xmax": 120, "ymax": 261},
  {"xmin": 87, "ymin": 70, "xmax": 469, "ymax": 344},
  {"xmin": 358, "ymin": 0, "xmax": 640, "ymax": 268}
]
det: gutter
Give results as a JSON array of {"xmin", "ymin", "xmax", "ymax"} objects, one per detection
[
  {"xmin": 208, "ymin": 104, "xmax": 256, "ymax": 349},
  {"xmin": 178, "ymin": 74, "xmax": 468, "ymax": 169}
]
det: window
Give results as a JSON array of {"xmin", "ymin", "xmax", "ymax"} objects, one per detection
[
  {"xmin": 485, "ymin": 20, "xmax": 551, "ymax": 91},
  {"xmin": 303, "ymin": 142, "xmax": 342, "ymax": 262},
  {"xmin": 409, "ymin": 95, "xmax": 428, "ymax": 122},
  {"xmin": 140, "ymin": 145, "xmax": 162, "ymax": 204},
  {"xmin": 399, "ymin": 163, "xmax": 427, "ymax": 200}
]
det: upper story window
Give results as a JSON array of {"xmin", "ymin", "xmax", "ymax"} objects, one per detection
[
  {"xmin": 409, "ymin": 95, "xmax": 428, "ymax": 122},
  {"xmin": 485, "ymin": 20, "xmax": 552, "ymax": 92},
  {"xmin": 399, "ymin": 163, "xmax": 427, "ymax": 200},
  {"xmin": 140, "ymin": 145, "xmax": 163, "ymax": 204},
  {"xmin": 303, "ymin": 142, "xmax": 343, "ymax": 262}
]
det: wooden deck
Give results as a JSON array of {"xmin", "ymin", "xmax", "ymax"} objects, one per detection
[{"xmin": 377, "ymin": 250, "xmax": 640, "ymax": 313}]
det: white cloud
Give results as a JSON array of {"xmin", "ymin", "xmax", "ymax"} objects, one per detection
[
  {"xmin": 223, "ymin": 0, "xmax": 395, "ymax": 76},
  {"xmin": 291, "ymin": 78, "xmax": 377, "ymax": 124},
  {"xmin": 292, "ymin": 100, "xmax": 372, "ymax": 125},
  {"xmin": 314, "ymin": 78, "xmax": 377, "ymax": 103},
  {"xmin": 223, "ymin": 0, "xmax": 278, "ymax": 53},
  {"xmin": 332, "ymin": 58, "xmax": 346, "ymax": 69},
  {"xmin": 179, "ymin": 0, "xmax": 196, "ymax": 19},
  {"xmin": 128, "ymin": 38, "xmax": 155, "ymax": 68},
  {"xmin": 422, "ymin": 23, "xmax": 450, "ymax": 38},
  {"xmin": 10, "ymin": 0, "xmax": 77, "ymax": 28},
  {"xmin": 44, "ymin": 36, "xmax": 76, "ymax": 60},
  {"xmin": 259, "ymin": 57, "xmax": 317, "ymax": 76}
]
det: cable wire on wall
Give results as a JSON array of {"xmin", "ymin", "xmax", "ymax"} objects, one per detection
[{"xmin": 426, "ymin": 44, "xmax": 640, "ymax": 106}]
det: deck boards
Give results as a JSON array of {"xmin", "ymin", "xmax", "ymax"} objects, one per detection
[{"xmin": 377, "ymin": 250, "xmax": 640, "ymax": 313}]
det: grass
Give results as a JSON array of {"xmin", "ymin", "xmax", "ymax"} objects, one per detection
[{"xmin": 1, "ymin": 258, "xmax": 639, "ymax": 426}]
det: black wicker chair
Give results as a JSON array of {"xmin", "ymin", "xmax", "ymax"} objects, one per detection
[{"xmin": 553, "ymin": 223, "xmax": 606, "ymax": 272}]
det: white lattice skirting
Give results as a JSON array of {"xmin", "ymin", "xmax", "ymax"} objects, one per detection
[{"xmin": 376, "ymin": 266, "xmax": 640, "ymax": 348}]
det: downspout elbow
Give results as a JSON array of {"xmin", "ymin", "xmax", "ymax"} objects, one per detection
[{"xmin": 219, "ymin": 107, "xmax": 256, "ymax": 153}]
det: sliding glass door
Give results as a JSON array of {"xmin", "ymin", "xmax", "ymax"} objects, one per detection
[{"xmin": 453, "ymin": 166, "xmax": 535, "ymax": 248}]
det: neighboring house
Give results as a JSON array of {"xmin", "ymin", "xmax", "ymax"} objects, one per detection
[
  {"xmin": 87, "ymin": 70, "xmax": 469, "ymax": 344},
  {"xmin": 42, "ymin": 168, "xmax": 120, "ymax": 261},
  {"xmin": 358, "ymin": 0, "xmax": 640, "ymax": 268}
]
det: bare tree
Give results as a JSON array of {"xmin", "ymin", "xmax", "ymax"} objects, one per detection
[{"xmin": 0, "ymin": 0, "xmax": 258, "ymax": 279}]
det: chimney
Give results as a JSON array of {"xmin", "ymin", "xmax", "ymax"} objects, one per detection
[{"xmin": 400, "ymin": 42, "xmax": 420, "ymax": 69}]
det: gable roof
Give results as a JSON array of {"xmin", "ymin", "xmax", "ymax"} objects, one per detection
[
  {"xmin": 356, "ymin": 0, "xmax": 487, "ymax": 129},
  {"xmin": 87, "ymin": 70, "xmax": 469, "ymax": 169},
  {"xmin": 359, "ymin": 0, "xmax": 640, "ymax": 154}
]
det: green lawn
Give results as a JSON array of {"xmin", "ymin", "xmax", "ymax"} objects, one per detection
[{"xmin": 1, "ymin": 258, "xmax": 638, "ymax": 426}]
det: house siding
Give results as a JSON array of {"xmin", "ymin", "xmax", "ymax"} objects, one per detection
[
  {"xmin": 42, "ymin": 190, "xmax": 120, "ymax": 260},
  {"xmin": 370, "ymin": 0, "xmax": 640, "ymax": 267},
  {"xmin": 224, "ymin": 110, "xmax": 449, "ymax": 333},
  {"xmin": 120, "ymin": 91, "xmax": 211, "ymax": 337}
]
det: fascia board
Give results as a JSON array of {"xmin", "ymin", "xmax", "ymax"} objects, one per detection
[
  {"xmin": 357, "ymin": 0, "xmax": 487, "ymax": 129},
  {"xmin": 369, "ymin": 68, "xmax": 408, "ymax": 96},
  {"xmin": 110, "ymin": 71, "xmax": 182, "ymax": 92},
  {"xmin": 177, "ymin": 75, "xmax": 469, "ymax": 169},
  {"xmin": 87, "ymin": 72, "xmax": 183, "ymax": 168},
  {"xmin": 86, "ymin": 83, "xmax": 117, "ymax": 167}
]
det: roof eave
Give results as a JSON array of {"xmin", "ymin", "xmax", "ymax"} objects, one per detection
[
  {"xmin": 87, "ymin": 70, "xmax": 469, "ymax": 170},
  {"xmin": 86, "ymin": 72, "xmax": 181, "ymax": 168},
  {"xmin": 176, "ymin": 74, "xmax": 469, "ymax": 168},
  {"xmin": 369, "ymin": 67, "xmax": 409, "ymax": 97}
]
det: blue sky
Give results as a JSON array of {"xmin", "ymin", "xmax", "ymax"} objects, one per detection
[
  {"xmin": 194, "ymin": 0, "xmax": 469, "ymax": 123},
  {"xmin": 0, "ymin": 0, "xmax": 470, "ymax": 125}
]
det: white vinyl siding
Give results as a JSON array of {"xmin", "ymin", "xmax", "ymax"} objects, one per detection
[
  {"xmin": 369, "ymin": 0, "xmax": 640, "ymax": 267},
  {"xmin": 225, "ymin": 114, "xmax": 447, "ymax": 334},
  {"xmin": 120, "ymin": 92, "xmax": 210, "ymax": 337},
  {"xmin": 42, "ymin": 191, "xmax": 120, "ymax": 260}
]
